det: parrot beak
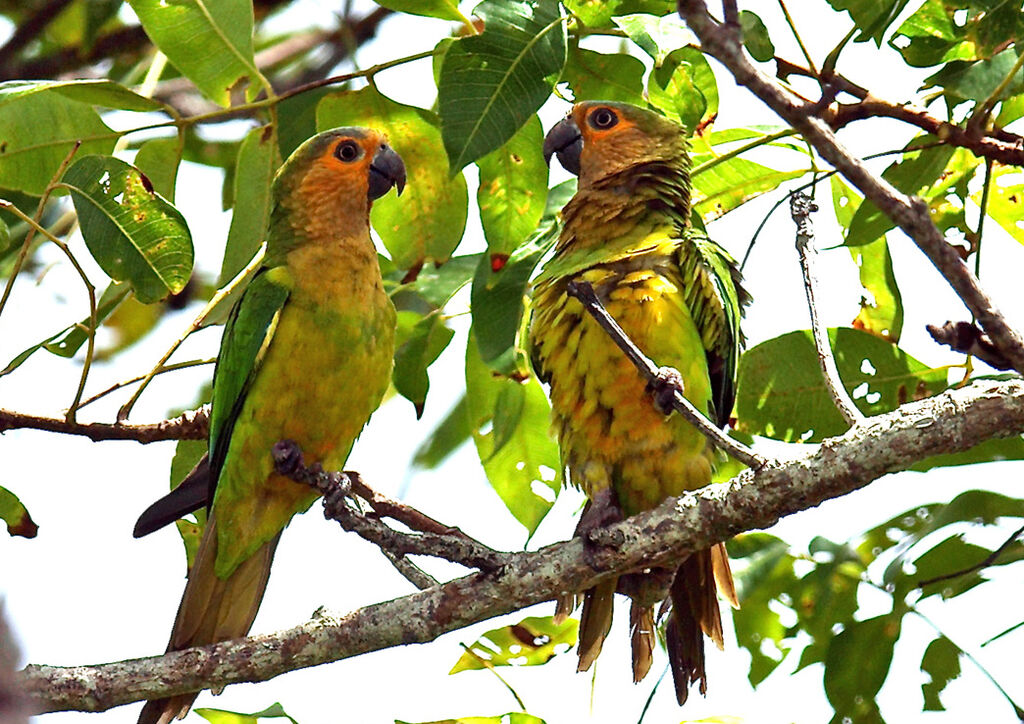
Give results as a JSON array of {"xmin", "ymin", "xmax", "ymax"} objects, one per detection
[
  {"xmin": 543, "ymin": 115, "xmax": 582, "ymax": 176},
  {"xmin": 368, "ymin": 144, "xmax": 407, "ymax": 200}
]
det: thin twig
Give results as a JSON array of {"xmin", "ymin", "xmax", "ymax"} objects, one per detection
[
  {"xmin": 76, "ymin": 358, "xmax": 216, "ymax": 410},
  {"xmin": 791, "ymin": 190, "xmax": 864, "ymax": 426},
  {"xmin": 918, "ymin": 522, "xmax": 1024, "ymax": 588},
  {"xmin": 379, "ymin": 549, "xmax": 439, "ymax": 590},
  {"xmin": 270, "ymin": 440, "xmax": 511, "ymax": 571},
  {"xmin": 458, "ymin": 643, "xmax": 528, "ymax": 712},
  {"xmin": 777, "ymin": 0, "xmax": 817, "ymax": 75},
  {"xmin": 564, "ymin": 280, "xmax": 765, "ymax": 468},
  {"xmin": 0, "ymin": 406, "xmax": 208, "ymax": 443}
]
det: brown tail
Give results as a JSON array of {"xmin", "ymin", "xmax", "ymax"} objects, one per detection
[
  {"xmin": 138, "ymin": 513, "xmax": 280, "ymax": 724},
  {"xmin": 575, "ymin": 577, "xmax": 617, "ymax": 672},
  {"xmin": 665, "ymin": 543, "xmax": 735, "ymax": 705}
]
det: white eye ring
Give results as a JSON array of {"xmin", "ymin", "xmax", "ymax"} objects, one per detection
[
  {"xmin": 590, "ymin": 108, "xmax": 617, "ymax": 129},
  {"xmin": 335, "ymin": 140, "xmax": 361, "ymax": 162}
]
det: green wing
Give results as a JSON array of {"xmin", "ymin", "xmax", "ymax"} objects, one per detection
[
  {"xmin": 208, "ymin": 266, "xmax": 291, "ymax": 483},
  {"xmin": 681, "ymin": 230, "xmax": 750, "ymax": 427}
]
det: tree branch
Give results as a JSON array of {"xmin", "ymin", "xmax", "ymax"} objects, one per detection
[
  {"xmin": 679, "ymin": 0, "xmax": 1024, "ymax": 374},
  {"xmin": 927, "ymin": 321, "xmax": 1013, "ymax": 371},
  {"xmin": 791, "ymin": 191, "xmax": 864, "ymax": 426},
  {"xmin": 0, "ymin": 406, "xmax": 208, "ymax": 443},
  {"xmin": 21, "ymin": 378, "xmax": 1024, "ymax": 714}
]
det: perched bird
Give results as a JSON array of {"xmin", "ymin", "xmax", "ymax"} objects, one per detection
[
  {"xmin": 133, "ymin": 127, "xmax": 405, "ymax": 724},
  {"xmin": 530, "ymin": 101, "xmax": 748, "ymax": 703}
]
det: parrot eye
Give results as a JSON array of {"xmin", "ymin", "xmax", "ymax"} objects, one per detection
[
  {"xmin": 334, "ymin": 140, "xmax": 363, "ymax": 163},
  {"xmin": 588, "ymin": 107, "xmax": 618, "ymax": 130}
]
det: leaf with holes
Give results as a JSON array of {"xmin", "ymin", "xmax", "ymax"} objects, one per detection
[
  {"xmin": 438, "ymin": 0, "xmax": 567, "ymax": 174},
  {"xmin": 735, "ymin": 327, "xmax": 947, "ymax": 442},
  {"xmin": 466, "ymin": 332, "xmax": 561, "ymax": 537},
  {"xmin": 451, "ymin": 615, "xmax": 578, "ymax": 673},
  {"xmin": 128, "ymin": 0, "xmax": 263, "ymax": 106},
  {"xmin": 62, "ymin": 155, "xmax": 193, "ymax": 303},
  {"xmin": 319, "ymin": 87, "xmax": 468, "ymax": 269},
  {"xmin": 134, "ymin": 137, "xmax": 182, "ymax": 202}
]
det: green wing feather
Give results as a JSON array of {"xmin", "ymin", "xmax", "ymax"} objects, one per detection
[{"xmin": 208, "ymin": 266, "xmax": 292, "ymax": 483}]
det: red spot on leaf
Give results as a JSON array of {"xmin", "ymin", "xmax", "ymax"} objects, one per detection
[{"xmin": 490, "ymin": 253, "xmax": 509, "ymax": 272}]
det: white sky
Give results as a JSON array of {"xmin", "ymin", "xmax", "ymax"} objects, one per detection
[{"xmin": 1, "ymin": 2, "xmax": 1022, "ymax": 723}]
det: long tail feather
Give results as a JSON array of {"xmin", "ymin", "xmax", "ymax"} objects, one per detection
[
  {"xmin": 137, "ymin": 514, "xmax": 279, "ymax": 724},
  {"xmin": 629, "ymin": 602, "xmax": 655, "ymax": 683},
  {"xmin": 666, "ymin": 548, "xmax": 723, "ymax": 704},
  {"xmin": 577, "ymin": 577, "xmax": 617, "ymax": 672}
]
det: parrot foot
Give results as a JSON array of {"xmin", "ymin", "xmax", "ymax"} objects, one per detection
[
  {"xmin": 577, "ymin": 489, "xmax": 625, "ymax": 549},
  {"xmin": 647, "ymin": 366, "xmax": 685, "ymax": 416}
]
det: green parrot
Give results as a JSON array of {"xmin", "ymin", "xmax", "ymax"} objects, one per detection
[
  {"xmin": 133, "ymin": 127, "xmax": 405, "ymax": 724},
  {"xmin": 529, "ymin": 101, "xmax": 749, "ymax": 703}
]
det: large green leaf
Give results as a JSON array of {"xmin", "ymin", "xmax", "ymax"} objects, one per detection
[
  {"xmin": 195, "ymin": 703, "xmax": 298, "ymax": 724},
  {"xmin": 61, "ymin": 155, "xmax": 193, "ymax": 303},
  {"xmin": 929, "ymin": 48, "xmax": 1024, "ymax": 105},
  {"xmin": 450, "ymin": 615, "xmax": 578, "ymax": 672},
  {"xmin": 0, "ymin": 485, "xmax": 37, "ymax": 538},
  {"xmin": 412, "ymin": 395, "xmax": 472, "ymax": 470},
  {"xmin": 438, "ymin": 0, "xmax": 567, "ymax": 174},
  {"xmin": 889, "ymin": 0, "xmax": 964, "ymax": 67},
  {"xmin": 612, "ymin": 13, "xmax": 694, "ymax": 65},
  {"xmin": 735, "ymin": 327, "xmax": 947, "ymax": 442},
  {"xmin": 318, "ymin": 87, "xmax": 468, "ymax": 269},
  {"xmin": 476, "ymin": 115, "xmax": 547, "ymax": 259},
  {"xmin": 133, "ymin": 137, "xmax": 182, "ymax": 203},
  {"xmin": 977, "ymin": 163, "xmax": 1024, "ymax": 247},
  {"xmin": 561, "ymin": 46, "xmax": 646, "ymax": 106},
  {"xmin": 692, "ymin": 156, "xmax": 804, "ymax": 221},
  {"xmin": 739, "ymin": 10, "xmax": 775, "ymax": 62},
  {"xmin": 0, "ymin": 79, "xmax": 165, "ymax": 112},
  {"xmin": 648, "ymin": 46, "xmax": 717, "ymax": 131},
  {"xmin": 465, "ymin": 332, "xmax": 561, "ymax": 537},
  {"xmin": 0, "ymin": 83, "xmax": 116, "ymax": 195},
  {"xmin": 128, "ymin": 0, "xmax": 262, "ymax": 107},
  {"xmin": 219, "ymin": 124, "xmax": 279, "ymax": 284},
  {"xmin": 827, "ymin": 0, "xmax": 913, "ymax": 45}
]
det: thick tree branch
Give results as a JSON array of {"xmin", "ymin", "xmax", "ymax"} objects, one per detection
[
  {"xmin": 20, "ymin": 378, "xmax": 1024, "ymax": 714},
  {"xmin": 0, "ymin": 406, "xmax": 208, "ymax": 443},
  {"xmin": 791, "ymin": 191, "xmax": 864, "ymax": 426},
  {"xmin": 679, "ymin": 0, "xmax": 1024, "ymax": 374}
]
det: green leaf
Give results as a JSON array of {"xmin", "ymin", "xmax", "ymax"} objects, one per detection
[
  {"xmin": 318, "ymin": 87, "xmax": 469, "ymax": 269},
  {"xmin": 0, "ymin": 282, "xmax": 130, "ymax": 377},
  {"xmin": 466, "ymin": 332, "xmax": 561, "ymax": 536},
  {"xmin": 451, "ymin": 615, "xmax": 578, "ymax": 672},
  {"xmin": 739, "ymin": 11, "xmax": 775, "ymax": 62},
  {"xmin": 735, "ymin": 327, "xmax": 947, "ymax": 442},
  {"xmin": 470, "ymin": 180, "xmax": 571, "ymax": 374},
  {"xmin": 389, "ymin": 254, "xmax": 480, "ymax": 310},
  {"xmin": 476, "ymin": 115, "xmax": 547, "ymax": 258},
  {"xmin": 612, "ymin": 13, "xmax": 694, "ymax": 65},
  {"xmin": 439, "ymin": 0, "xmax": 567, "ymax": 174},
  {"xmin": 127, "ymin": 0, "xmax": 262, "ymax": 107},
  {"xmin": 827, "ymin": 0, "xmax": 913, "ymax": 46},
  {"xmin": 845, "ymin": 140, "xmax": 955, "ymax": 247},
  {"xmin": 0, "ymin": 79, "xmax": 165, "ymax": 112},
  {"xmin": 375, "ymin": 0, "xmax": 465, "ymax": 22},
  {"xmin": 561, "ymin": 46, "xmax": 646, "ymax": 106},
  {"xmin": 412, "ymin": 395, "xmax": 472, "ymax": 470},
  {"xmin": 910, "ymin": 435, "xmax": 1024, "ymax": 472},
  {"xmin": 276, "ymin": 86, "xmax": 333, "ymax": 160},
  {"xmin": 889, "ymin": 0, "xmax": 963, "ymax": 67},
  {"xmin": 692, "ymin": 156, "xmax": 804, "ymax": 221},
  {"xmin": 824, "ymin": 615, "xmax": 900, "ymax": 722},
  {"xmin": 563, "ymin": 0, "xmax": 623, "ymax": 28},
  {"xmin": 134, "ymin": 137, "xmax": 182, "ymax": 203},
  {"xmin": 913, "ymin": 534, "xmax": 1001, "ymax": 600},
  {"xmin": 930, "ymin": 48, "xmax": 1024, "ymax": 105},
  {"xmin": 0, "ymin": 82, "xmax": 116, "ymax": 195},
  {"xmin": 0, "ymin": 215, "xmax": 10, "ymax": 258},
  {"xmin": 0, "ymin": 485, "xmax": 38, "ymax": 538},
  {"xmin": 61, "ymin": 155, "xmax": 194, "ymax": 303},
  {"xmin": 195, "ymin": 703, "xmax": 299, "ymax": 724},
  {"xmin": 393, "ymin": 310, "xmax": 456, "ymax": 417},
  {"xmin": 648, "ymin": 46, "xmax": 717, "ymax": 131},
  {"xmin": 170, "ymin": 438, "xmax": 208, "ymax": 568},
  {"xmin": 220, "ymin": 125, "xmax": 279, "ymax": 285},
  {"xmin": 921, "ymin": 636, "xmax": 962, "ymax": 711},
  {"xmin": 977, "ymin": 165, "xmax": 1024, "ymax": 247}
]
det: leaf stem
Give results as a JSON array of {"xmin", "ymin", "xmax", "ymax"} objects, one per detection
[
  {"xmin": 777, "ymin": 0, "xmax": 817, "ymax": 75},
  {"xmin": 457, "ymin": 643, "xmax": 528, "ymax": 712},
  {"xmin": 76, "ymin": 357, "xmax": 215, "ymax": 411}
]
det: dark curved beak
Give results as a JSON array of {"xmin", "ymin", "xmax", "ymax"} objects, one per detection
[
  {"xmin": 368, "ymin": 144, "xmax": 406, "ymax": 200},
  {"xmin": 543, "ymin": 115, "xmax": 582, "ymax": 176}
]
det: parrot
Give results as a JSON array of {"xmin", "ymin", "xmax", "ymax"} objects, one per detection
[
  {"xmin": 132, "ymin": 127, "xmax": 405, "ymax": 724},
  {"xmin": 529, "ymin": 101, "xmax": 749, "ymax": 704}
]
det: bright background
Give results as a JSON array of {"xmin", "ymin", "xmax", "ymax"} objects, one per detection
[{"xmin": 1, "ymin": 2, "xmax": 1022, "ymax": 723}]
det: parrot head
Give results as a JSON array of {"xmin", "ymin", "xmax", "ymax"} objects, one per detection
[{"xmin": 543, "ymin": 101, "xmax": 687, "ymax": 187}]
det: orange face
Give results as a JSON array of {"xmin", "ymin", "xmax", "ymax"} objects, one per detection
[{"xmin": 569, "ymin": 103, "xmax": 653, "ymax": 184}]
